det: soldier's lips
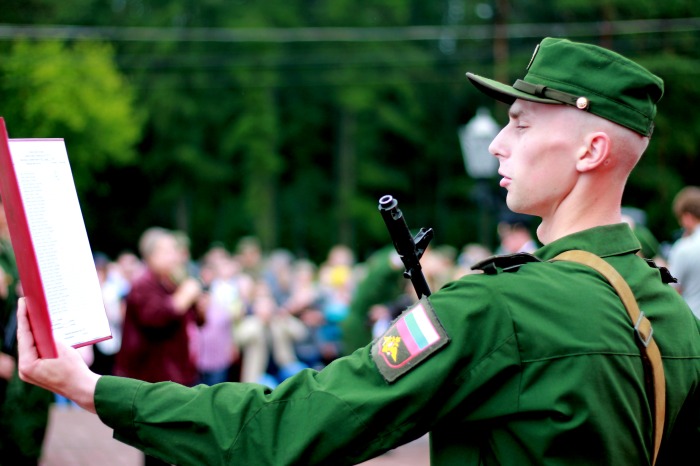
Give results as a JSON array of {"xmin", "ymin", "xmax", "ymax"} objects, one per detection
[{"xmin": 499, "ymin": 176, "xmax": 512, "ymax": 188}]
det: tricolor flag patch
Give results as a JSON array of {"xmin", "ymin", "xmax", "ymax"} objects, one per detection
[{"xmin": 372, "ymin": 297, "xmax": 449, "ymax": 383}]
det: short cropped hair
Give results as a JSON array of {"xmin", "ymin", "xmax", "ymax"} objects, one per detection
[{"xmin": 672, "ymin": 186, "xmax": 700, "ymax": 220}]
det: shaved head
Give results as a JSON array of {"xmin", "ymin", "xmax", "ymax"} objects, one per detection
[{"xmin": 574, "ymin": 109, "xmax": 650, "ymax": 174}]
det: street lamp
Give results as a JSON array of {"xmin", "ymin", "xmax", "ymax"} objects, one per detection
[
  {"xmin": 458, "ymin": 107, "xmax": 501, "ymax": 248},
  {"xmin": 458, "ymin": 107, "xmax": 500, "ymax": 179}
]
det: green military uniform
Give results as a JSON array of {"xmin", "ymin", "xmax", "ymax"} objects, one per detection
[
  {"xmin": 0, "ymin": 237, "xmax": 53, "ymax": 465},
  {"xmin": 94, "ymin": 225, "xmax": 700, "ymax": 465}
]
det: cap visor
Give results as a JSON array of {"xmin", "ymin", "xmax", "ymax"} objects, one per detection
[{"xmin": 466, "ymin": 72, "xmax": 560, "ymax": 105}]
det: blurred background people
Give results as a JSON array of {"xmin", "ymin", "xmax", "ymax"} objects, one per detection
[
  {"xmin": 281, "ymin": 259, "xmax": 327, "ymax": 369},
  {"xmin": 369, "ymin": 281, "xmax": 417, "ymax": 339},
  {"xmin": 621, "ymin": 206, "xmax": 663, "ymax": 262},
  {"xmin": 453, "ymin": 243, "xmax": 493, "ymax": 278},
  {"xmin": 195, "ymin": 248, "xmax": 247, "ymax": 385},
  {"xmin": 235, "ymin": 236, "xmax": 264, "ymax": 280},
  {"xmin": 262, "ymin": 249, "xmax": 295, "ymax": 307},
  {"xmin": 341, "ymin": 246, "xmax": 405, "ymax": 355},
  {"xmin": 115, "ymin": 227, "xmax": 206, "ymax": 385},
  {"xmin": 90, "ymin": 252, "xmax": 125, "ymax": 376},
  {"xmin": 113, "ymin": 250, "xmax": 145, "ymax": 296},
  {"xmin": 235, "ymin": 283, "xmax": 308, "ymax": 388},
  {"xmin": 114, "ymin": 227, "xmax": 207, "ymax": 466},
  {"xmin": 495, "ymin": 211, "xmax": 538, "ymax": 254},
  {"xmin": 318, "ymin": 245, "xmax": 355, "ymax": 307},
  {"xmin": 667, "ymin": 186, "xmax": 700, "ymax": 318}
]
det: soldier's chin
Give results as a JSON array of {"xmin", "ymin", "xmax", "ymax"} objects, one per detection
[
  {"xmin": 505, "ymin": 197, "xmax": 524, "ymax": 214},
  {"xmin": 505, "ymin": 198, "xmax": 538, "ymax": 218}
]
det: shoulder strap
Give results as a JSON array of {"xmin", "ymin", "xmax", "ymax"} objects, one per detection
[
  {"xmin": 551, "ymin": 250, "xmax": 665, "ymax": 466},
  {"xmin": 471, "ymin": 252, "xmax": 542, "ymax": 275}
]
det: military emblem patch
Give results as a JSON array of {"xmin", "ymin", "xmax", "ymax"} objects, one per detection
[{"xmin": 372, "ymin": 297, "xmax": 450, "ymax": 383}]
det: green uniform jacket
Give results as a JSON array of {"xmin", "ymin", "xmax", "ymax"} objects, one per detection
[{"xmin": 95, "ymin": 224, "xmax": 700, "ymax": 465}]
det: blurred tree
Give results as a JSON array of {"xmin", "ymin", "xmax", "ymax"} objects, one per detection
[
  {"xmin": 0, "ymin": 39, "xmax": 143, "ymax": 233},
  {"xmin": 1, "ymin": 0, "xmax": 699, "ymax": 260}
]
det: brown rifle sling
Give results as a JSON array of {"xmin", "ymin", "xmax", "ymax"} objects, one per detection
[{"xmin": 550, "ymin": 250, "xmax": 665, "ymax": 466}]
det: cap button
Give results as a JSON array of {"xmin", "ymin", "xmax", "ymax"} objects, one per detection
[{"xmin": 576, "ymin": 97, "xmax": 589, "ymax": 110}]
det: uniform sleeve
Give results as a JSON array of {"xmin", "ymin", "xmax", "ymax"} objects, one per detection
[{"xmin": 96, "ymin": 276, "xmax": 520, "ymax": 466}]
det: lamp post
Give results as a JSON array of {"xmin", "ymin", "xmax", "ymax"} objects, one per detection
[{"xmin": 458, "ymin": 107, "xmax": 500, "ymax": 248}]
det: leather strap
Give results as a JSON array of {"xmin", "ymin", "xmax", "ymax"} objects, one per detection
[{"xmin": 551, "ymin": 250, "xmax": 665, "ymax": 465}]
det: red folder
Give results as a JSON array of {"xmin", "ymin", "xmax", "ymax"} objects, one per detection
[{"xmin": 0, "ymin": 118, "xmax": 111, "ymax": 358}]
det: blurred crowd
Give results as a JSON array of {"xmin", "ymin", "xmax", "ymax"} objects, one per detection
[{"xmin": 89, "ymin": 231, "xmax": 478, "ymax": 390}]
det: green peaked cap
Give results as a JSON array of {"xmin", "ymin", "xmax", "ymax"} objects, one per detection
[{"xmin": 466, "ymin": 37, "xmax": 664, "ymax": 136}]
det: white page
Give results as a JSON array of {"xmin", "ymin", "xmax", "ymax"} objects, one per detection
[{"xmin": 9, "ymin": 139, "xmax": 111, "ymax": 347}]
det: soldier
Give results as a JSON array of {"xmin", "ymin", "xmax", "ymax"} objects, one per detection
[{"xmin": 17, "ymin": 38, "xmax": 700, "ymax": 465}]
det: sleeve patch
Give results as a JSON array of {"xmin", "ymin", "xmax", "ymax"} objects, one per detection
[{"xmin": 371, "ymin": 296, "xmax": 450, "ymax": 383}]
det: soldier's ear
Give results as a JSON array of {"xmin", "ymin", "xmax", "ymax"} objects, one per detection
[{"xmin": 576, "ymin": 131, "xmax": 611, "ymax": 173}]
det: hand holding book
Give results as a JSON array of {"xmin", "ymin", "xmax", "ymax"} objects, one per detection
[{"xmin": 17, "ymin": 298, "xmax": 99, "ymax": 413}]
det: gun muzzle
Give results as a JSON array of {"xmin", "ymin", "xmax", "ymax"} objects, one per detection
[
  {"xmin": 378, "ymin": 195, "xmax": 432, "ymax": 297},
  {"xmin": 378, "ymin": 195, "xmax": 416, "ymax": 263}
]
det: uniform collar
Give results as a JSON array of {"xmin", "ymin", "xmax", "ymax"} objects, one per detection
[{"xmin": 534, "ymin": 223, "xmax": 642, "ymax": 261}]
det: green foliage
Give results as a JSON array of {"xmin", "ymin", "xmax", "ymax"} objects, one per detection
[{"xmin": 0, "ymin": 40, "xmax": 142, "ymax": 187}]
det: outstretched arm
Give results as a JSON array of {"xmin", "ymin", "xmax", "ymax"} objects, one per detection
[{"xmin": 16, "ymin": 297, "xmax": 100, "ymax": 413}]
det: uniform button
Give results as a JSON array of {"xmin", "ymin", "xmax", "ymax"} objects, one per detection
[{"xmin": 576, "ymin": 97, "xmax": 589, "ymax": 109}]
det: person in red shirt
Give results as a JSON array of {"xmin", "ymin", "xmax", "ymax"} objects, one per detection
[
  {"xmin": 114, "ymin": 227, "xmax": 205, "ymax": 385},
  {"xmin": 113, "ymin": 227, "xmax": 205, "ymax": 466}
]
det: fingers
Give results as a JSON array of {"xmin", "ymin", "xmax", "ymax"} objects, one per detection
[
  {"xmin": 16, "ymin": 299, "xmax": 99, "ymax": 412},
  {"xmin": 16, "ymin": 298, "xmax": 40, "ymax": 385},
  {"xmin": 0, "ymin": 353, "xmax": 16, "ymax": 380},
  {"xmin": 16, "ymin": 299, "xmax": 38, "ymax": 370}
]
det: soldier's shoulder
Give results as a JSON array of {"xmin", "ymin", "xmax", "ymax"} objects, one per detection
[{"xmin": 437, "ymin": 252, "xmax": 548, "ymax": 302}]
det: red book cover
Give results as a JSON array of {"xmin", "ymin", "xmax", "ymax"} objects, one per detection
[{"xmin": 0, "ymin": 118, "xmax": 111, "ymax": 358}]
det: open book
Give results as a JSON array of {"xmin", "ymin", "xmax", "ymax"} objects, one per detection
[{"xmin": 0, "ymin": 118, "xmax": 111, "ymax": 358}]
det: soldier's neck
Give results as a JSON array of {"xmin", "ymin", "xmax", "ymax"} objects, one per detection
[{"xmin": 537, "ymin": 207, "xmax": 622, "ymax": 245}]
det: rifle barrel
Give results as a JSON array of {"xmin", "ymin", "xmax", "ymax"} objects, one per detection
[{"xmin": 378, "ymin": 195, "xmax": 431, "ymax": 298}]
